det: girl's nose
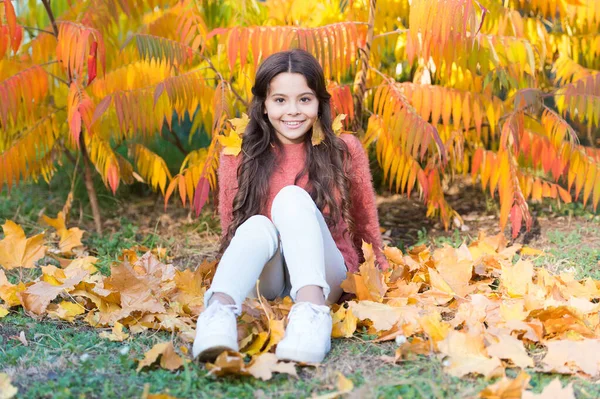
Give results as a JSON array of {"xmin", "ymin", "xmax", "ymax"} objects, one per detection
[{"xmin": 287, "ymin": 103, "xmax": 299, "ymax": 114}]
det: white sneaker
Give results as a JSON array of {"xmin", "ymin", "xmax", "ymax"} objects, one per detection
[
  {"xmin": 275, "ymin": 302, "xmax": 332, "ymax": 363},
  {"xmin": 192, "ymin": 301, "xmax": 239, "ymax": 361}
]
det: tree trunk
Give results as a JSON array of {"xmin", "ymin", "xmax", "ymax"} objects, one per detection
[
  {"xmin": 352, "ymin": 0, "xmax": 377, "ymax": 133},
  {"xmin": 80, "ymin": 138, "xmax": 103, "ymax": 234}
]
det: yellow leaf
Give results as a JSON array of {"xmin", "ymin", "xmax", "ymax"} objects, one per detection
[
  {"xmin": 229, "ymin": 113, "xmax": 249, "ymax": 134},
  {"xmin": 519, "ymin": 246, "xmax": 545, "ymax": 257},
  {"xmin": 501, "ymin": 259, "xmax": 533, "ymax": 298},
  {"xmin": 332, "ymin": 114, "xmax": 346, "ymax": 135},
  {"xmin": 479, "ymin": 371, "xmax": 531, "ymax": 399},
  {"xmin": 47, "ymin": 301, "xmax": 86, "ymax": 323},
  {"xmin": 0, "ymin": 373, "xmax": 18, "ymax": 399},
  {"xmin": 264, "ymin": 318, "xmax": 285, "ymax": 353},
  {"xmin": 0, "ymin": 220, "xmax": 47, "ymax": 270},
  {"xmin": 246, "ymin": 353, "xmax": 297, "ymax": 381},
  {"xmin": 243, "ymin": 332, "xmax": 269, "ymax": 356},
  {"xmin": 137, "ymin": 342, "xmax": 186, "ymax": 372},
  {"xmin": 218, "ymin": 131, "xmax": 242, "ymax": 156},
  {"xmin": 99, "ymin": 321, "xmax": 130, "ymax": 341},
  {"xmin": 331, "ymin": 307, "xmax": 357, "ymax": 338},
  {"xmin": 0, "ymin": 306, "xmax": 8, "ymax": 318},
  {"xmin": 418, "ymin": 311, "xmax": 450, "ymax": 342}
]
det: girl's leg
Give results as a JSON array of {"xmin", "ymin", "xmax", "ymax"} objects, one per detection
[
  {"xmin": 271, "ymin": 185, "xmax": 347, "ymax": 305},
  {"xmin": 204, "ymin": 214, "xmax": 282, "ymax": 311},
  {"xmin": 271, "ymin": 185, "xmax": 347, "ymax": 363},
  {"xmin": 194, "ymin": 215, "xmax": 283, "ymax": 360}
]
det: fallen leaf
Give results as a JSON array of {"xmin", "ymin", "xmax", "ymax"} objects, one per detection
[
  {"xmin": 541, "ymin": 339, "xmax": 600, "ymax": 376},
  {"xmin": 432, "ymin": 244, "xmax": 474, "ymax": 297},
  {"xmin": 519, "ymin": 246, "xmax": 545, "ymax": 257},
  {"xmin": 47, "ymin": 300, "xmax": 86, "ymax": 322},
  {"xmin": 486, "ymin": 333, "xmax": 534, "ymax": 368},
  {"xmin": 42, "ymin": 211, "xmax": 85, "ymax": 254},
  {"xmin": 522, "ymin": 378, "xmax": 575, "ymax": 399},
  {"xmin": 331, "ymin": 306, "xmax": 358, "ymax": 338},
  {"xmin": 479, "ymin": 371, "xmax": 531, "ymax": 398},
  {"xmin": 438, "ymin": 330, "xmax": 504, "ymax": 379},
  {"xmin": 0, "ymin": 305, "xmax": 8, "ymax": 318},
  {"xmin": 99, "ymin": 321, "xmax": 130, "ymax": 341},
  {"xmin": 0, "ymin": 373, "xmax": 18, "ymax": 399},
  {"xmin": 314, "ymin": 372, "xmax": 354, "ymax": 399},
  {"xmin": 349, "ymin": 301, "xmax": 419, "ymax": 332},
  {"xmin": 18, "ymin": 269, "xmax": 88, "ymax": 315},
  {"xmin": 0, "ymin": 220, "xmax": 46, "ymax": 270},
  {"xmin": 246, "ymin": 353, "xmax": 297, "ymax": 381},
  {"xmin": 206, "ymin": 351, "xmax": 247, "ymax": 377},
  {"xmin": 137, "ymin": 342, "xmax": 186, "ymax": 372},
  {"xmin": 501, "ymin": 259, "xmax": 533, "ymax": 298},
  {"xmin": 9, "ymin": 331, "xmax": 28, "ymax": 346}
]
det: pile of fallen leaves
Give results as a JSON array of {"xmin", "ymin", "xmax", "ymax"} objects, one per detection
[{"xmin": 1, "ymin": 215, "xmax": 599, "ymax": 397}]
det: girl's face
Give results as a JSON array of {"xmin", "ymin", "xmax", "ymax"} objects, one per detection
[{"xmin": 264, "ymin": 72, "xmax": 319, "ymax": 145}]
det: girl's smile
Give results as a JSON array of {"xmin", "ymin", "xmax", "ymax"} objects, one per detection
[{"xmin": 264, "ymin": 72, "xmax": 319, "ymax": 144}]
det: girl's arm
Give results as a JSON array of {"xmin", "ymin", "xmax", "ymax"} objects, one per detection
[
  {"xmin": 343, "ymin": 134, "xmax": 390, "ymax": 271},
  {"xmin": 217, "ymin": 152, "xmax": 240, "ymax": 238}
]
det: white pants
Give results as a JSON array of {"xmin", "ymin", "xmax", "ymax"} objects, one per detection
[{"xmin": 205, "ymin": 185, "xmax": 348, "ymax": 312}]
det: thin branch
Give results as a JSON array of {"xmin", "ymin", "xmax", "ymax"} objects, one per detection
[
  {"xmin": 22, "ymin": 25, "xmax": 55, "ymax": 36},
  {"xmin": 41, "ymin": 0, "xmax": 59, "ymax": 37},
  {"xmin": 44, "ymin": 70, "xmax": 69, "ymax": 86},
  {"xmin": 167, "ymin": 129, "xmax": 188, "ymax": 155}
]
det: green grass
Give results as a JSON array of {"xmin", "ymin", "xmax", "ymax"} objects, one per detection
[
  {"xmin": 2, "ymin": 308, "xmax": 599, "ymax": 398},
  {"xmin": 2, "ymin": 177, "xmax": 600, "ymax": 398}
]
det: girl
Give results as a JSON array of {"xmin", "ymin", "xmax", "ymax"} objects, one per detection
[{"xmin": 193, "ymin": 49, "xmax": 389, "ymax": 363}]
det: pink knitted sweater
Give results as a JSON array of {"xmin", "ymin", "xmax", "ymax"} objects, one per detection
[{"xmin": 218, "ymin": 133, "xmax": 389, "ymax": 273}]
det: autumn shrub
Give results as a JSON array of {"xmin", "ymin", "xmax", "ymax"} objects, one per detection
[{"xmin": 0, "ymin": 0, "xmax": 598, "ymax": 237}]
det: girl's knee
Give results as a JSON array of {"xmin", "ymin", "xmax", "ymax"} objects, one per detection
[
  {"xmin": 271, "ymin": 185, "xmax": 313, "ymax": 219},
  {"xmin": 236, "ymin": 215, "xmax": 277, "ymax": 236}
]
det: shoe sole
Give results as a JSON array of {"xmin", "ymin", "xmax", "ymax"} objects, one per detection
[
  {"xmin": 193, "ymin": 336, "xmax": 239, "ymax": 361},
  {"xmin": 275, "ymin": 345, "xmax": 328, "ymax": 364},
  {"xmin": 197, "ymin": 345, "xmax": 236, "ymax": 362}
]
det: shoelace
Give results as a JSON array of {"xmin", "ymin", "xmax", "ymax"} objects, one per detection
[
  {"xmin": 203, "ymin": 303, "xmax": 236, "ymax": 329},
  {"xmin": 287, "ymin": 303, "xmax": 328, "ymax": 333}
]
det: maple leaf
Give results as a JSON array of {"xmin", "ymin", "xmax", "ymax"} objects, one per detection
[
  {"xmin": 0, "ymin": 220, "xmax": 47, "ymax": 270},
  {"xmin": 331, "ymin": 306, "xmax": 358, "ymax": 338},
  {"xmin": 432, "ymin": 244, "xmax": 474, "ymax": 297},
  {"xmin": 340, "ymin": 242, "xmax": 388, "ymax": 302},
  {"xmin": 349, "ymin": 300, "xmax": 420, "ymax": 332},
  {"xmin": 485, "ymin": 332, "xmax": 534, "ymax": 369},
  {"xmin": 42, "ymin": 211, "xmax": 84, "ymax": 254},
  {"xmin": 501, "ymin": 259, "xmax": 534, "ymax": 297},
  {"xmin": 478, "ymin": 371, "xmax": 531, "ymax": 399},
  {"xmin": 541, "ymin": 339, "xmax": 600, "ymax": 376},
  {"xmin": 0, "ymin": 373, "xmax": 18, "ymax": 399},
  {"xmin": 18, "ymin": 269, "xmax": 88, "ymax": 315},
  {"xmin": 521, "ymin": 378, "xmax": 575, "ymax": 399},
  {"xmin": 47, "ymin": 300, "xmax": 86, "ymax": 322},
  {"xmin": 218, "ymin": 130, "xmax": 242, "ymax": 156},
  {"xmin": 206, "ymin": 352, "xmax": 296, "ymax": 381},
  {"xmin": 103, "ymin": 257, "xmax": 168, "ymax": 316},
  {"xmin": 137, "ymin": 342, "xmax": 186, "ymax": 372},
  {"xmin": 332, "ymin": 114, "xmax": 346, "ymax": 135},
  {"xmin": 228, "ymin": 113, "xmax": 249, "ymax": 134},
  {"xmin": 99, "ymin": 321, "xmax": 130, "ymax": 341},
  {"xmin": 438, "ymin": 330, "xmax": 504, "ymax": 379}
]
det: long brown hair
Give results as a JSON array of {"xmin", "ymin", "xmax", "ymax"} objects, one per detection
[{"xmin": 220, "ymin": 49, "xmax": 354, "ymax": 253}]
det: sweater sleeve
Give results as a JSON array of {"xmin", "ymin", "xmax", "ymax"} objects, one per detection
[
  {"xmin": 217, "ymin": 151, "xmax": 240, "ymax": 239},
  {"xmin": 342, "ymin": 134, "xmax": 390, "ymax": 271}
]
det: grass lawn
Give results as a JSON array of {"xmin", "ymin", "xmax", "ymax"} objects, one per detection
[{"xmin": 1, "ymin": 175, "xmax": 599, "ymax": 398}]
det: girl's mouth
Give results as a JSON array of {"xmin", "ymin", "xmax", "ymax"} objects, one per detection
[{"xmin": 282, "ymin": 120, "xmax": 305, "ymax": 129}]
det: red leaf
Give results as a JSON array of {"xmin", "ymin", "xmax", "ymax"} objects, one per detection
[
  {"xmin": 92, "ymin": 95, "xmax": 112, "ymax": 125},
  {"xmin": 207, "ymin": 27, "xmax": 227, "ymax": 41},
  {"xmin": 193, "ymin": 177, "xmax": 210, "ymax": 216},
  {"xmin": 87, "ymin": 41, "xmax": 98, "ymax": 85},
  {"xmin": 4, "ymin": 0, "xmax": 17, "ymax": 39},
  {"xmin": 153, "ymin": 83, "xmax": 165, "ymax": 106},
  {"xmin": 69, "ymin": 110, "xmax": 82, "ymax": 146},
  {"xmin": 107, "ymin": 164, "xmax": 119, "ymax": 194}
]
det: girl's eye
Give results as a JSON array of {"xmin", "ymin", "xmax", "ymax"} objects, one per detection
[
  {"xmin": 274, "ymin": 98, "xmax": 285, "ymax": 103},
  {"xmin": 300, "ymin": 97, "xmax": 312, "ymax": 103}
]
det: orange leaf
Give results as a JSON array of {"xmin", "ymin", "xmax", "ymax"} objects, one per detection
[{"xmin": 0, "ymin": 220, "xmax": 47, "ymax": 270}]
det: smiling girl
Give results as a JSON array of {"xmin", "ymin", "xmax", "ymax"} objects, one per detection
[{"xmin": 193, "ymin": 49, "xmax": 389, "ymax": 363}]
